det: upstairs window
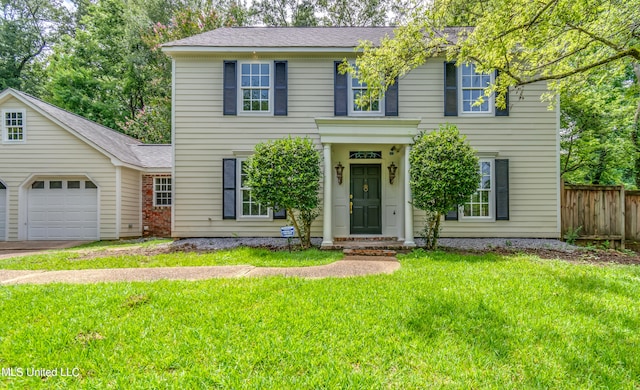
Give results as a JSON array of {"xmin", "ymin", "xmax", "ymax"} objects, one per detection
[
  {"xmin": 459, "ymin": 63, "xmax": 494, "ymax": 114},
  {"xmin": 348, "ymin": 71, "xmax": 383, "ymax": 116},
  {"xmin": 240, "ymin": 63, "xmax": 271, "ymax": 113},
  {"xmin": 3, "ymin": 109, "xmax": 26, "ymax": 143},
  {"xmin": 349, "ymin": 77, "xmax": 382, "ymax": 115}
]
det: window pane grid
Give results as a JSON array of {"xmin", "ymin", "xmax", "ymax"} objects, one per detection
[
  {"xmin": 463, "ymin": 161, "xmax": 492, "ymax": 218},
  {"xmin": 154, "ymin": 177, "xmax": 172, "ymax": 206},
  {"xmin": 4, "ymin": 111, "xmax": 24, "ymax": 141},
  {"xmin": 461, "ymin": 64, "xmax": 491, "ymax": 113},
  {"xmin": 241, "ymin": 63, "xmax": 270, "ymax": 112},
  {"xmin": 239, "ymin": 161, "xmax": 268, "ymax": 217}
]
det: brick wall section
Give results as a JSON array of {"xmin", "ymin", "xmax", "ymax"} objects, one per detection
[{"xmin": 142, "ymin": 174, "xmax": 172, "ymax": 237}]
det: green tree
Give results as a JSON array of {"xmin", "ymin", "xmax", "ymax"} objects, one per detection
[
  {"xmin": 560, "ymin": 63, "xmax": 636, "ymax": 185},
  {"xmin": 245, "ymin": 137, "xmax": 322, "ymax": 249},
  {"xmin": 349, "ymin": 0, "xmax": 640, "ymax": 184},
  {"xmin": 45, "ymin": 0, "xmax": 136, "ymax": 129},
  {"xmin": 0, "ymin": 0, "xmax": 71, "ymax": 93},
  {"xmin": 410, "ymin": 125, "xmax": 480, "ymax": 249},
  {"xmin": 121, "ymin": 3, "xmax": 248, "ymax": 142}
]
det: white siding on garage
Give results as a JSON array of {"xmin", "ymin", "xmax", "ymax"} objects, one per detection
[
  {"xmin": 0, "ymin": 97, "xmax": 118, "ymax": 240},
  {"xmin": 0, "ymin": 183, "xmax": 6, "ymax": 240},
  {"xmin": 120, "ymin": 167, "xmax": 142, "ymax": 237}
]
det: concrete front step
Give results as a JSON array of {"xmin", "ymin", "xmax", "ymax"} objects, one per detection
[{"xmin": 343, "ymin": 248, "xmax": 397, "ymax": 257}]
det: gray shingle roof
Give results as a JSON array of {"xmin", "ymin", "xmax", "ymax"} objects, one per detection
[
  {"xmin": 129, "ymin": 144, "xmax": 172, "ymax": 169},
  {"xmin": 162, "ymin": 26, "xmax": 468, "ymax": 50},
  {"xmin": 3, "ymin": 88, "xmax": 171, "ymax": 171},
  {"xmin": 163, "ymin": 26, "xmax": 396, "ymax": 49}
]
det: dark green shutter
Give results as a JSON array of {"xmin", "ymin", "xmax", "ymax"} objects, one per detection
[
  {"xmin": 495, "ymin": 70, "xmax": 509, "ymax": 116},
  {"xmin": 385, "ymin": 77, "xmax": 399, "ymax": 116},
  {"xmin": 334, "ymin": 61, "xmax": 348, "ymax": 116},
  {"xmin": 445, "ymin": 209, "xmax": 458, "ymax": 221},
  {"xmin": 495, "ymin": 159, "xmax": 509, "ymax": 220},
  {"xmin": 274, "ymin": 61, "xmax": 288, "ymax": 116},
  {"xmin": 223, "ymin": 61, "xmax": 237, "ymax": 115},
  {"xmin": 444, "ymin": 62, "xmax": 458, "ymax": 116},
  {"xmin": 222, "ymin": 158, "xmax": 236, "ymax": 219}
]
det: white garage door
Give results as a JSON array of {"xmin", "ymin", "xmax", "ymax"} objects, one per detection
[
  {"xmin": 0, "ymin": 183, "xmax": 6, "ymax": 241},
  {"xmin": 28, "ymin": 179, "xmax": 98, "ymax": 240}
]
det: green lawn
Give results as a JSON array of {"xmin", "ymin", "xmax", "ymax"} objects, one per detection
[
  {"xmin": 1, "ymin": 250, "xmax": 639, "ymax": 388},
  {"xmin": 0, "ymin": 246, "xmax": 341, "ymax": 270}
]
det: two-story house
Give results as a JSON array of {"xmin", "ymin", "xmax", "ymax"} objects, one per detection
[{"xmin": 162, "ymin": 27, "xmax": 561, "ymax": 246}]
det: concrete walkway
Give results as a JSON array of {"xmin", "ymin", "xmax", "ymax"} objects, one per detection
[
  {"xmin": 0, "ymin": 257, "xmax": 400, "ymax": 285},
  {"xmin": 0, "ymin": 241, "xmax": 89, "ymax": 260}
]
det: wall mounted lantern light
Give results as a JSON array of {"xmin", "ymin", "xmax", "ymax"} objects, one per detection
[
  {"xmin": 335, "ymin": 162, "xmax": 344, "ymax": 185},
  {"xmin": 388, "ymin": 162, "xmax": 397, "ymax": 184}
]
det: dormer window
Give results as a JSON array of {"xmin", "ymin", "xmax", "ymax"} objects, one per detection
[{"xmin": 2, "ymin": 109, "xmax": 26, "ymax": 143}]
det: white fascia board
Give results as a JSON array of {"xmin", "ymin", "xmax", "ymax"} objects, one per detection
[{"xmin": 316, "ymin": 117, "xmax": 421, "ymax": 144}]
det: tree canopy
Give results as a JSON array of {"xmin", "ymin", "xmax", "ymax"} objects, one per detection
[
  {"xmin": 410, "ymin": 125, "xmax": 480, "ymax": 249},
  {"xmin": 350, "ymin": 0, "xmax": 640, "ymax": 186},
  {"xmin": 245, "ymin": 137, "xmax": 322, "ymax": 248}
]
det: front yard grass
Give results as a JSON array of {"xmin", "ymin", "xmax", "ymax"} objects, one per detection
[
  {"xmin": 0, "ymin": 246, "xmax": 341, "ymax": 270},
  {"xmin": 1, "ymin": 250, "xmax": 639, "ymax": 388}
]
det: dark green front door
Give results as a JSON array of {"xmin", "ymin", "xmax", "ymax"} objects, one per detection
[{"xmin": 350, "ymin": 164, "xmax": 382, "ymax": 234}]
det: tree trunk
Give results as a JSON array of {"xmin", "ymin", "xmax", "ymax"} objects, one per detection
[
  {"xmin": 287, "ymin": 208, "xmax": 307, "ymax": 249},
  {"xmin": 633, "ymin": 62, "xmax": 640, "ymax": 188}
]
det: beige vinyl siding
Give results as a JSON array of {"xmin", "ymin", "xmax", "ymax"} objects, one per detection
[
  {"xmin": 400, "ymin": 63, "xmax": 558, "ymax": 237},
  {"xmin": 172, "ymin": 54, "xmax": 559, "ymax": 238},
  {"xmin": 173, "ymin": 55, "xmax": 332, "ymax": 237},
  {"xmin": 120, "ymin": 167, "xmax": 142, "ymax": 237},
  {"xmin": 0, "ymin": 97, "xmax": 119, "ymax": 240}
]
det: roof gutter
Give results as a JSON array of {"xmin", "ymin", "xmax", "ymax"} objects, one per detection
[{"xmin": 161, "ymin": 46, "xmax": 364, "ymax": 55}]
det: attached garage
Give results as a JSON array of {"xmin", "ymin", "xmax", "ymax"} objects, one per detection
[
  {"xmin": 1, "ymin": 88, "xmax": 172, "ymax": 241},
  {"xmin": 0, "ymin": 182, "xmax": 6, "ymax": 240},
  {"xmin": 27, "ymin": 179, "xmax": 98, "ymax": 240}
]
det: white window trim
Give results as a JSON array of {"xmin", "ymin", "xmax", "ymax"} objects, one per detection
[
  {"xmin": 2, "ymin": 109, "xmax": 26, "ymax": 143},
  {"xmin": 237, "ymin": 61, "xmax": 274, "ymax": 116},
  {"xmin": 459, "ymin": 158, "xmax": 495, "ymax": 222},
  {"xmin": 347, "ymin": 72, "xmax": 384, "ymax": 117},
  {"xmin": 458, "ymin": 64, "xmax": 494, "ymax": 116},
  {"xmin": 153, "ymin": 176, "xmax": 172, "ymax": 207},
  {"xmin": 236, "ymin": 158, "xmax": 272, "ymax": 221}
]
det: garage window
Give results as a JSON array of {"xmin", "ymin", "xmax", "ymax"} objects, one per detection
[
  {"xmin": 50, "ymin": 181, "xmax": 62, "ymax": 189},
  {"xmin": 32, "ymin": 181, "xmax": 44, "ymax": 189},
  {"xmin": 2, "ymin": 109, "xmax": 26, "ymax": 143},
  {"xmin": 85, "ymin": 181, "xmax": 97, "ymax": 189},
  {"xmin": 68, "ymin": 181, "xmax": 80, "ymax": 189},
  {"xmin": 154, "ymin": 177, "xmax": 172, "ymax": 206}
]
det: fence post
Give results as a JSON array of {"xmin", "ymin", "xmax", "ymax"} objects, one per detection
[{"xmin": 620, "ymin": 185, "xmax": 625, "ymax": 250}]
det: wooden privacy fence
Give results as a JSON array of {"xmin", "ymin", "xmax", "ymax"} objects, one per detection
[{"xmin": 561, "ymin": 184, "xmax": 640, "ymax": 249}]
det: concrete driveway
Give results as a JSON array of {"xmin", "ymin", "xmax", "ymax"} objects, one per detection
[{"xmin": 0, "ymin": 241, "xmax": 90, "ymax": 260}]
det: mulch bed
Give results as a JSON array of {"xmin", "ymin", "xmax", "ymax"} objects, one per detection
[{"xmin": 444, "ymin": 247, "xmax": 640, "ymax": 266}]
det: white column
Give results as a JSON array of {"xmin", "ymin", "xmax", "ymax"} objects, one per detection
[
  {"xmin": 403, "ymin": 145, "xmax": 415, "ymax": 247},
  {"xmin": 321, "ymin": 143, "xmax": 333, "ymax": 247}
]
